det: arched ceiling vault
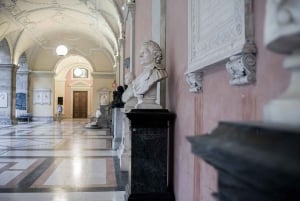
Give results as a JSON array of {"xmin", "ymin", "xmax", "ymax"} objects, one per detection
[{"xmin": 0, "ymin": 0, "xmax": 125, "ymax": 72}]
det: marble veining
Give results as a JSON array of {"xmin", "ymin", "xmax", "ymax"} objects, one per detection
[{"xmin": 0, "ymin": 119, "xmax": 127, "ymax": 201}]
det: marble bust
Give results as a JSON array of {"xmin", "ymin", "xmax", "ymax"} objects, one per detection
[
  {"xmin": 122, "ymin": 72, "xmax": 137, "ymax": 112},
  {"xmin": 100, "ymin": 94, "xmax": 109, "ymax": 105},
  {"xmin": 131, "ymin": 40, "xmax": 167, "ymax": 108}
]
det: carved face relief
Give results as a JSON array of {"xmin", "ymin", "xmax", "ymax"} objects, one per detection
[{"xmin": 139, "ymin": 45, "xmax": 154, "ymax": 66}]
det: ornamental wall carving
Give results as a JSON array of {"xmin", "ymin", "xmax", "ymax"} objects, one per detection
[{"xmin": 187, "ymin": 0, "xmax": 256, "ymax": 89}]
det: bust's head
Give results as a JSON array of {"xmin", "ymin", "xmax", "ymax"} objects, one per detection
[{"xmin": 139, "ymin": 40, "xmax": 162, "ymax": 66}]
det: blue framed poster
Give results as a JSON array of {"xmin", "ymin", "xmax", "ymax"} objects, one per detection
[{"xmin": 16, "ymin": 93, "xmax": 26, "ymax": 110}]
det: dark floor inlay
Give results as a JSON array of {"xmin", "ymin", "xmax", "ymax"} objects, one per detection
[{"xmin": 17, "ymin": 158, "xmax": 54, "ymax": 189}]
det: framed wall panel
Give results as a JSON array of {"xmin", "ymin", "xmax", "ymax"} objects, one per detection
[
  {"xmin": 187, "ymin": 0, "xmax": 256, "ymax": 73},
  {"xmin": 0, "ymin": 92, "xmax": 8, "ymax": 108}
]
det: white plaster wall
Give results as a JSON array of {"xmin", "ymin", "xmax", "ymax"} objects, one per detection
[
  {"xmin": 0, "ymin": 39, "xmax": 11, "ymax": 64},
  {"xmin": 30, "ymin": 73, "xmax": 54, "ymax": 118}
]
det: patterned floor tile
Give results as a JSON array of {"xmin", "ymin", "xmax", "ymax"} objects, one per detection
[{"xmin": 0, "ymin": 120, "xmax": 127, "ymax": 201}]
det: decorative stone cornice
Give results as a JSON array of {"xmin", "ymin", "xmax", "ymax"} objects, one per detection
[
  {"xmin": 185, "ymin": 71, "xmax": 203, "ymax": 93},
  {"xmin": 16, "ymin": 70, "xmax": 29, "ymax": 74},
  {"xmin": 0, "ymin": 64, "xmax": 16, "ymax": 68},
  {"xmin": 91, "ymin": 71, "xmax": 115, "ymax": 79},
  {"xmin": 226, "ymin": 53, "xmax": 256, "ymax": 85},
  {"xmin": 30, "ymin": 71, "xmax": 55, "ymax": 77},
  {"xmin": 127, "ymin": 2, "xmax": 136, "ymax": 15}
]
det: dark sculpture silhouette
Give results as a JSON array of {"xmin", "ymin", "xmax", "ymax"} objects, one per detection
[{"xmin": 111, "ymin": 85, "xmax": 125, "ymax": 108}]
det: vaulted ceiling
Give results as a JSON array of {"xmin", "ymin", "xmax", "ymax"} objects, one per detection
[{"xmin": 0, "ymin": 0, "xmax": 124, "ymax": 72}]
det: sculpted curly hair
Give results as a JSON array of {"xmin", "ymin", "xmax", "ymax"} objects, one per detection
[{"xmin": 143, "ymin": 40, "xmax": 163, "ymax": 64}]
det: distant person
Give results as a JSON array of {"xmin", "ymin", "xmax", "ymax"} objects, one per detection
[{"xmin": 56, "ymin": 104, "xmax": 63, "ymax": 122}]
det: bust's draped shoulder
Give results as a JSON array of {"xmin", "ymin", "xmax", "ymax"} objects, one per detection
[
  {"xmin": 122, "ymin": 83, "xmax": 134, "ymax": 102},
  {"xmin": 132, "ymin": 65, "xmax": 167, "ymax": 95}
]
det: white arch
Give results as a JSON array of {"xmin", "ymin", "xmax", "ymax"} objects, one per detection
[
  {"xmin": 0, "ymin": 38, "xmax": 11, "ymax": 64},
  {"xmin": 54, "ymin": 54, "xmax": 94, "ymax": 80}
]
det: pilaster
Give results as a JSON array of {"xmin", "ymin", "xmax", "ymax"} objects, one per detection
[
  {"xmin": 0, "ymin": 64, "xmax": 18, "ymax": 125},
  {"xmin": 124, "ymin": 2, "xmax": 136, "ymax": 73},
  {"xmin": 16, "ymin": 69, "xmax": 29, "ymax": 117}
]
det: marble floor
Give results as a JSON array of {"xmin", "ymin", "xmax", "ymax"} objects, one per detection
[{"xmin": 0, "ymin": 119, "xmax": 127, "ymax": 201}]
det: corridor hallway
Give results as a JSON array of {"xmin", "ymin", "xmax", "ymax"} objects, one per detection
[{"xmin": 0, "ymin": 119, "xmax": 126, "ymax": 201}]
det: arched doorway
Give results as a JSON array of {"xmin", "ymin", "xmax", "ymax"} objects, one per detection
[{"xmin": 54, "ymin": 55, "xmax": 94, "ymax": 119}]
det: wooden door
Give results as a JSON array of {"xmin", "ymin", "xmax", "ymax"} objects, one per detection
[{"xmin": 73, "ymin": 91, "xmax": 88, "ymax": 118}]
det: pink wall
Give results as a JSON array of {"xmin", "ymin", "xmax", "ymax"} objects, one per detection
[
  {"xmin": 64, "ymin": 70, "xmax": 93, "ymax": 118},
  {"xmin": 132, "ymin": 0, "xmax": 291, "ymax": 201},
  {"xmin": 134, "ymin": 0, "xmax": 152, "ymax": 75},
  {"xmin": 165, "ymin": 0, "xmax": 290, "ymax": 201},
  {"xmin": 165, "ymin": 1, "xmax": 195, "ymax": 201}
]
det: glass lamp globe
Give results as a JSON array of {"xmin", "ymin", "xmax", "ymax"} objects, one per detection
[{"xmin": 56, "ymin": 45, "xmax": 68, "ymax": 56}]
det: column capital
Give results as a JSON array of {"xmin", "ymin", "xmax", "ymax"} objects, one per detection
[
  {"xmin": 185, "ymin": 71, "xmax": 203, "ymax": 93},
  {"xmin": 124, "ymin": 2, "xmax": 136, "ymax": 21},
  {"xmin": 29, "ymin": 71, "xmax": 55, "ymax": 78},
  {"xmin": 226, "ymin": 53, "xmax": 256, "ymax": 86},
  {"xmin": 127, "ymin": 2, "xmax": 136, "ymax": 14}
]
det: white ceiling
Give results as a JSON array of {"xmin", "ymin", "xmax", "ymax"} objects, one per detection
[{"xmin": 0, "ymin": 0, "xmax": 124, "ymax": 72}]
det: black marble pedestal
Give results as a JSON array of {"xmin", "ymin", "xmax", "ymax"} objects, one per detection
[
  {"xmin": 187, "ymin": 122, "xmax": 300, "ymax": 201},
  {"xmin": 126, "ymin": 109, "xmax": 175, "ymax": 201}
]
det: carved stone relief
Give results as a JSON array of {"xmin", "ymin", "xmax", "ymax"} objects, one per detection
[
  {"xmin": 226, "ymin": 54, "xmax": 256, "ymax": 85},
  {"xmin": 185, "ymin": 71, "xmax": 203, "ymax": 93},
  {"xmin": 187, "ymin": 0, "xmax": 256, "ymax": 90},
  {"xmin": 33, "ymin": 89, "xmax": 51, "ymax": 105}
]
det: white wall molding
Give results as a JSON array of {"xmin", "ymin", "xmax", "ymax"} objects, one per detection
[{"xmin": 187, "ymin": 0, "xmax": 256, "ymax": 90}]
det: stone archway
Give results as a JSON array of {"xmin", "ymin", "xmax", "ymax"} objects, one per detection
[{"xmin": 54, "ymin": 55, "xmax": 94, "ymax": 119}]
